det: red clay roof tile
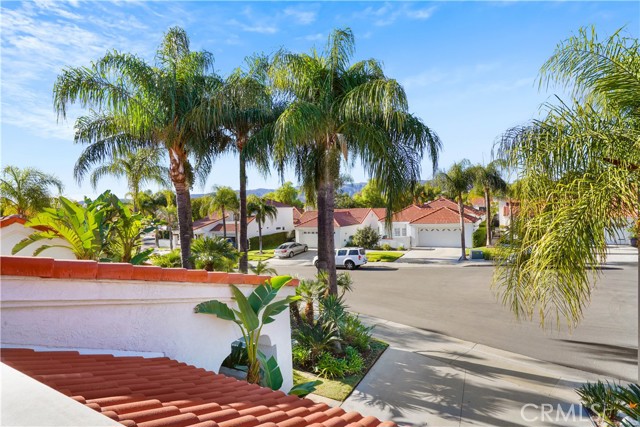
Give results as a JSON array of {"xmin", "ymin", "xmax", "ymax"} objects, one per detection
[{"xmin": 0, "ymin": 349, "xmax": 395, "ymax": 427}]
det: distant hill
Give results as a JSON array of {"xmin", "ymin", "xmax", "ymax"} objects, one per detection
[{"xmin": 192, "ymin": 183, "xmax": 369, "ymax": 201}]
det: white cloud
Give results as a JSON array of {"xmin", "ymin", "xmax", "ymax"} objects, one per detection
[
  {"xmin": 359, "ymin": 3, "xmax": 438, "ymax": 26},
  {"xmin": 284, "ymin": 7, "xmax": 317, "ymax": 25},
  {"xmin": 304, "ymin": 33, "xmax": 324, "ymax": 41}
]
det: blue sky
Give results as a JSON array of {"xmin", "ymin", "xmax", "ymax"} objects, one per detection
[{"xmin": 2, "ymin": 1, "xmax": 639, "ymax": 200}]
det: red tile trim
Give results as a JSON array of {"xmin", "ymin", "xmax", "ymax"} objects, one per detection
[{"xmin": 0, "ymin": 256, "xmax": 298, "ymax": 287}]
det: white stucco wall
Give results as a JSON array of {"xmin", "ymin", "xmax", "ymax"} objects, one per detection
[
  {"xmin": 0, "ymin": 223, "xmax": 76, "ymax": 259},
  {"xmin": 1, "ymin": 275, "xmax": 295, "ymax": 391}
]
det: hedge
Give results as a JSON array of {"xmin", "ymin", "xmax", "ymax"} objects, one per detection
[
  {"xmin": 248, "ymin": 231, "xmax": 292, "ymax": 250},
  {"xmin": 472, "ymin": 221, "xmax": 487, "ymax": 248}
]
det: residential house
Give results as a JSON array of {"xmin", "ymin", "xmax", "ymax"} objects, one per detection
[
  {"xmin": 379, "ymin": 197, "xmax": 483, "ymax": 249},
  {"xmin": 498, "ymin": 199, "xmax": 520, "ymax": 227},
  {"xmin": 0, "ymin": 216, "xmax": 75, "ymax": 259},
  {"xmin": 1, "ymin": 256, "xmax": 396, "ymax": 426},
  {"xmin": 295, "ymin": 208, "xmax": 382, "ymax": 248},
  {"xmin": 192, "ymin": 200, "xmax": 296, "ymax": 245}
]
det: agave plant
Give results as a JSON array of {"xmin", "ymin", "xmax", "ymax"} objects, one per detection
[{"xmin": 194, "ymin": 276, "xmax": 300, "ymax": 387}]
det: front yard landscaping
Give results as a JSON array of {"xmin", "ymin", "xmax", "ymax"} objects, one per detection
[
  {"xmin": 247, "ymin": 249, "xmax": 275, "ymax": 261},
  {"xmin": 366, "ymin": 251, "xmax": 404, "ymax": 262}
]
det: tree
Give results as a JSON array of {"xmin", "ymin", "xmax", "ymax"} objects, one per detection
[
  {"xmin": 192, "ymin": 236, "xmax": 239, "ymax": 272},
  {"xmin": 103, "ymin": 197, "xmax": 155, "ymax": 264},
  {"xmin": 247, "ymin": 195, "xmax": 278, "ymax": 254},
  {"xmin": 156, "ymin": 205, "xmax": 178, "ymax": 250},
  {"xmin": 271, "ymin": 28, "xmax": 441, "ymax": 294},
  {"xmin": 437, "ymin": 160, "xmax": 474, "ymax": 260},
  {"xmin": 264, "ymin": 182, "xmax": 303, "ymax": 208},
  {"xmin": 208, "ymin": 186, "xmax": 239, "ymax": 240},
  {"xmin": 78, "ymin": 147, "xmax": 169, "ymax": 212},
  {"xmin": 494, "ymin": 28, "xmax": 640, "ymax": 378},
  {"xmin": 353, "ymin": 180, "xmax": 386, "ymax": 208},
  {"xmin": 53, "ymin": 27, "xmax": 226, "ymax": 269},
  {"xmin": 411, "ymin": 182, "xmax": 442, "ymax": 205},
  {"xmin": 195, "ymin": 55, "xmax": 278, "ymax": 274},
  {"xmin": 471, "ymin": 161, "xmax": 507, "ymax": 246},
  {"xmin": 0, "ymin": 166, "xmax": 63, "ymax": 218}
]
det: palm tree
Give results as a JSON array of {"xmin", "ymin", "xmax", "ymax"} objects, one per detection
[
  {"xmin": 495, "ymin": 28, "xmax": 640, "ymax": 378},
  {"xmin": 270, "ymin": 28, "xmax": 441, "ymax": 293},
  {"xmin": 208, "ymin": 186, "xmax": 239, "ymax": 240},
  {"xmin": 247, "ymin": 195, "xmax": 278, "ymax": 254},
  {"xmin": 249, "ymin": 261, "xmax": 278, "ymax": 275},
  {"xmin": 76, "ymin": 148, "xmax": 169, "ymax": 212},
  {"xmin": 472, "ymin": 161, "xmax": 507, "ymax": 246},
  {"xmin": 437, "ymin": 160, "xmax": 474, "ymax": 260},
  {"xmin": 191, "ymin": 236, "xmax": 239, "ymax": 272},
  {"xmin": 53, "ymin": 27, "xmax": 226, "ymax": 269},
  {"xmin": 156, "ymin": 205, "xmax": 178, "ymax": 250},
  {"xmin": 195, "ymin": 55, "xmax": 278, "ymax": 273},
  {"xmin": 0, "ymin": 166, "xmax": 63, "ymax": 218}
]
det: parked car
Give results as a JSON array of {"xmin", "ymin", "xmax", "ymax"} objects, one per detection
[
  {"xmin": 312, "ymin": 247, "xmax": 367, "ymax": 270},
  {"xmin": 274, "ymin": 242, "xmax": 308, "ymax": 258}
]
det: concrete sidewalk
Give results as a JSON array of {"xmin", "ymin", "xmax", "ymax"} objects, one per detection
[{"xmin": 340, "ymin": 315, "xmax": 600, "ymax": 427}]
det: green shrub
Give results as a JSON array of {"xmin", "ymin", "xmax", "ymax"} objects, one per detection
[
  {"xmin": 472, "ymin": 221, "xmax": 487, "ymax": 248},
  {"xmin": 351, "ymin": 226, "xmax": 380, "ymax": 249},
  {"xmin": 294, "ymin": 322, "xmax": 339, "ymax": 361},
  {"xmin": 248, "ymin": 231, "xmax": 290, "ymax": 250},
  {"xmin": 397, "ymin": 245, "xmax": 405, "ymax": 251},
  {"xmin": 381, "ymin": 243, "xmax": 393, "ymax": 251},
  {"xmin": 344, "ymin": 346, "xmax": 365, "ymax": 375},
  {"xmin": 150, "ymin": 249, "xmax": 183, "ymax": 268},
  {"xmin": 192, "ymin": 236, "xmax": 239, "ymax": 272},
  {"xmin": 292, "ymin": 344, "xmax": 311, "ymax": 368},
  {"xmin": 576, "ymin": 380, "xmax": 619, "ymax": 422},
  {"xmin": 315, "ymin": 352, "xmax": 347, "ymax": 379},
  {"xmin": 340, "ymin": 314, "xmax": 373, "ymax": 352},
  {"xmin": 221, "ymin": 341, "xmax": 249, "ymax": 370}
]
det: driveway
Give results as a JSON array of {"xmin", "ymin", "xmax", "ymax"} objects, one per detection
[{"xmin": 394, "ymin": 247, "xmax": 461, "ymax": 264}]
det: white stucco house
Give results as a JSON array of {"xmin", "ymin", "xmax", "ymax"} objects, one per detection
[
  {"xmin": 379, "ymin": 198, "xmax": 483, "ymax": 249},
  {"xmin": 192, "ymin": 200, "xmax": 296, "ymax": 245},
  {"xmin": 295, "ymin": 208, "xmax": 385, "ymax": 248},
  {"xmin": 498, "ymin": 199, "xmax": 520, "ymax": 227},
  {"xmin": 0, "ymin": 216, "xmax": 76, "ymax": 259}
]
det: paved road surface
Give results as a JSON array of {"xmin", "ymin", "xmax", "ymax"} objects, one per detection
[{"xmin": 274, "ymin": 262, "xmax": 637, "ymax": 381}]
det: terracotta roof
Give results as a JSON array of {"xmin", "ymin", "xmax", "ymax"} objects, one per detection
[
  {"xmin": 389, "ymin": 205, "xmax": 429, "ymax": 223},
  {"xmin": 0, "ymin": 215, "xmax": 27, "ymax": 228},
  {"xmin": 0, "ymin": 256, "xmax": 295, "ymax": 287},
  {"xmin": 296, "ymin": 209, "xmax": 373, "ymax": 228},
  {"xmin": 370, "ymin": 209, "xmax": 387, "ymax": 220},
  {"xmin": 193, "ymin": 214, "xmax": 226, "ymax": 230},
  {"xmin": 212, "ymin": 223, "xmax": 237, "ymax": 233},
  {"xmin": 410, "ymin": 207, "xmax": 478, "ymax": 224},
  {"xmin": 469, "ymin": 196, "xmax": 485, "ymax": 207},
  {"xmin": 265, "ymin": 200, "xmax": 292, "ymax": 208},
  {"xmin": 1, "ymin": 348, "xmax": 396, "ymax": 427},
  {"xmin": 293, "ymin": 208, "xmax": 303, "ymax": 225},
  {"xmin": 426, "ymin": 197, "xmax": 483, "ymax": 217}
]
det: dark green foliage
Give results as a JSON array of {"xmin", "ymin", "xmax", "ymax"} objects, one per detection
[
  {"xmin": 340, "ymin": 314, "xmax": 373, "ymax": 352},
  {"xmin": 248, "ymin": 231, "xmax": 290, "ymax": 250},
  {"xmin": 344, "ymin": 346, "xmax": 365, "ymax": 375},
  {"xmin": 192, "ymin": 236, "xmax": 239, "ymax": 272},
  {"xmin": 473, "ymin": 221, "xmax": 487, "ymax": 248},
  {"xmin": 221, "ymin": 341, "xmax": 249, "ymax": 370},
  {"xmin": 612, "ymin": 383, "xmax": 640, "ymax": 421},
  {"xmin": 293, "ymin": 322, "xmax": 339, "ymax": 362},
  {"xmin": 380, "ymin": 243, "xmax": 393, "ymax": 251},
  {"xmin": 292, "ymin": 344, "xmax": 311, "ymax": 367},
  {"xmin": 288, "ymin": 380, "xmax": 323, "ymax": 397},
  {"xmin": 315, "ymin": 352, "xmax": 347, "ymax": 379},
  {"xmin": 351, "ymin": 226, "xmax": 380, "ymax": 249},
  {"xmin": 151, "ymin": 249, "xmax": 183, "ymax": 268},
  {"xmin": 576, "ymin": 380, "xmax": 619, "ymax": 422}
]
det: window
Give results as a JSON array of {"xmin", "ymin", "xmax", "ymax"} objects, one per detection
[
  {"xmin": 359, "ymin": 249, "xmax": 366, "ymax": 255},
  {"xmin": 337, "ymin": 249, "xmax": 347, "ymax": 256},
  {"xmin": 348, "ymin": 249, "xmax": 359, "ymax": 255},
  {"xmin": 402, "ymin": 228, "xmax": 407, "ymax": 237},
  {"xmin": 394, "ymin": 228, "xmax": 401, "ymax": 237}
]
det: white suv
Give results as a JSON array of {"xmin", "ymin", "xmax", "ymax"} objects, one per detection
[{"xmin": 312, "ymin": 247, "xmax": 367, "ymax": 270}]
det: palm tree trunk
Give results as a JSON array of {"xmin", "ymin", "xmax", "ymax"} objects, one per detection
[
  {"xmin": 459, "ymin": 196, "xmax": 467, "ymax": 261},
  {"xmin": 290, "ymin": 302, "xmax": 302, "ymax": 326},
  {"xmin": 485, "ymin": 188, "xmax": 492, "ymax": 246},
  {"xmin": 258, "ymin": 222, "xmax": 263, "ymax": 254},
  {"xmin": 168, "ymin": 225, "xmax": 173, "ymax": 250},
  {"xmin": 316, "ymin": 179, "xmax": 327, "ymax": 272},
  {"xmin": 319, "ymin": 153, "xmax": 338, "ymax": 295},
  {"xmin": 222, "ymin": 207, "xmax": 227, "ymax": 240},
  {"xmin": 235, "ymin": 216, "xmax": 239, "ymax": 249},
  {"xmin": 238, "ymin": 155, "xmax": 248, "ymax": 273},
  {"xmin": 169, "ymin": 146, "xmax": 194, "ymax": 269}
]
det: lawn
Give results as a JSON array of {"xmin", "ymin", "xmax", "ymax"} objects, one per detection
[
  {"xmin": 465, "ymin": 246, "xmax": 496, "ymax": 260},
  {"xmin": 366, "ymin": 251, "xmax": 404, "ymax": 262},
  {"xmin": 292, "ymin": 339, "xmax": 388, "ymax": 401},
  {"xmin": 247, "ymin": 249, "xmax": 275, "ymax": 261}
]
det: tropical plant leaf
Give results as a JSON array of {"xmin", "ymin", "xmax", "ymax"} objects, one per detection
[
  {"xmin": 230, "ymin": 285, "xmax": 260, "ymax": 331},
  {"xmin": 194, "ymin": 300, "xmax": 237, "ymax": 323},
  {"xmin": 130, "ymin": 248, "xmax": 154, "ymax": 265},
  {"xmin": 288, "ymin": 380, "xmax": 323, "ymax": 397},
  {"xmin": 261, "ymin": 296, "xmax": 300, "ymax": 325},
  {"xmin": 257, "ymin": 351, "xmax": 283, "ymax": 390},
  {"xmin": 267, "ymin": 275, "xmax": 292, "ymax": 290},
  {"xmin": 248, "ymin": 283, "xmax": 277, "ymax": 313}
]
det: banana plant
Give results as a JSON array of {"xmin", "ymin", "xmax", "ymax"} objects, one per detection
[{"xmin": 194, "ymin": 275, "xmax": 301, "ymax": 386}]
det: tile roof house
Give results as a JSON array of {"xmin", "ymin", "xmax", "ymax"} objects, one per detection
[
  {"xmin": 194, "ymin": 202, "xmax": 296, "ymax": 245},
  {"xmin": 294, "ymin": 209, "xmax": 381, "ymax": 248},
  {"xmin": 0, "ymin": 256, "xmax": 395, "ymax": 427},
  {"xmin": 0, "ymin": 215, "xmax": 76, "ymax": 259},
  {"xmin": 380, "ymin": 198, "xmax": 482, "ymax": 249}
]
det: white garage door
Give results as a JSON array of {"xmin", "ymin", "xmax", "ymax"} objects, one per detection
[
  {"xmin": 298, "ymin": 230, "xmax": 318, "ymax": 248},
  {"xmin": 417, "ymin": 227, "xmax": 461, "ymax": 247}
]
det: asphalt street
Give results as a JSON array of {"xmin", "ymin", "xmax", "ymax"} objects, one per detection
[{"xmin": 273, "ymin": 262, "xmax": 637, "ymax": 381}]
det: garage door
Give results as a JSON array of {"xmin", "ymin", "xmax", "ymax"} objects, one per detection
[
  {"xmin": 417, "ymin": 227, "xmax": 461, "ymax": 247},
  {"xmin": 298, "ymin": 230, "xmax": 318, "ymax": 248}
]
